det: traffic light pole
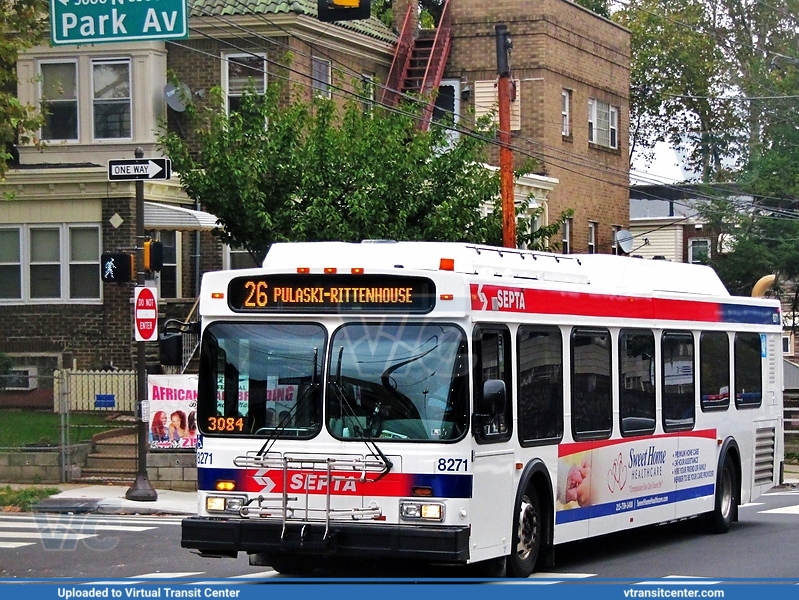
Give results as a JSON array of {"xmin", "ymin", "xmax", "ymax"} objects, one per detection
[{"xmin": 126, "ymin": 147, "xmax": 158, "ymax": 502}]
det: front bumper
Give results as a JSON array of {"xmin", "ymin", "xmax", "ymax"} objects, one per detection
[{"xmin": 182, "ymin": 517, "xmax": 470, "ymax": 563}]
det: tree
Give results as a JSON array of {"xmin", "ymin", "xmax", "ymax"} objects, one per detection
[
  {"xmin": 0, "ymin": 0, "xmax": 49, "ymax": 180},
  {"xmin": 614, "ymin": 0, "xmax": 734, "ymax": 181},
  {"xmin": 158, "ymin": 80, "xmax": 567, "ymax": 260}
]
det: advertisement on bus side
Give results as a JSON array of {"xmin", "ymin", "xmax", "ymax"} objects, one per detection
[{"xmin": 555, "ymin": 429, "xmax": 717, "ymax": 523}]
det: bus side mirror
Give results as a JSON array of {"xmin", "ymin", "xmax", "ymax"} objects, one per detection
[
  {"xmin": 159, "ymin": 332, "xmax": 183, "ymax": 366},
  {"xmin": 474, "ymin": 379, "xmax": 506, "ymax": 420}
]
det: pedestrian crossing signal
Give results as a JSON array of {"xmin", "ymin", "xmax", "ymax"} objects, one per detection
[
  {"xmin": 318, "ymin": 0, "xmax": 371, "ymax": 22},
  {"xmin": 101, "ymin": 252, "xmax": 135, "ymax": 283}
]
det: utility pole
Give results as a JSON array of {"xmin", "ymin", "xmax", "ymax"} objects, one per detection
[
  {"xmin": 496, "ymin": 23, "xmax": 516, "ymax": 249},
  {"xmin": 126, "ymin": 146, "xmax": 158, "ymax": 502}
]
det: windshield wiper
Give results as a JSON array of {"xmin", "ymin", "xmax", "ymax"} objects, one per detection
[
  {"xmin": 255, "ymin": 347, "xmax": 319, "ymax": 457},
  {"xmin": 330, "ymin": 345, "xmax": 393, "ymax": 480}
]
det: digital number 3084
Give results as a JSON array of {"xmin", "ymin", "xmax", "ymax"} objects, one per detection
[{"xmin": 437, "ymin": 458, "xmax": 467, "ymax": 472}]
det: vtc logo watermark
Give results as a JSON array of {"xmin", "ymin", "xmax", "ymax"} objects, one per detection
[{"xmin": 33, "ymin": 513, "xmax": 120, "ymax": 551}]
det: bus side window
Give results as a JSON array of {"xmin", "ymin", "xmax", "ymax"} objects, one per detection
[
  {"xmin": 662, "ymin": 330, "xmax": 695, "ymax": 431},
  {"xmin": 570, "ymin": 327, "xmax": 612, "ymax": 440},
  {"xmin": 474, "ymin": 326, "xmax": 513, "ymax": 442}
]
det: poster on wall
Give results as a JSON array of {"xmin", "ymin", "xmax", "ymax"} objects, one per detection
[{"xmin": 147, "ymin": 374, "xmax": 198, "ymax": 450}]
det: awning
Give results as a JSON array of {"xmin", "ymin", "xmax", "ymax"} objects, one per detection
[{"xmin": 144, "ymin": 202, "xmax": 220, "ymax": 231}]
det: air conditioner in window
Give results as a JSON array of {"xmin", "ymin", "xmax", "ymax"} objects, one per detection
[{"xmin": 2, "ymin": 367, "xmax": 38, "ymax": 391}]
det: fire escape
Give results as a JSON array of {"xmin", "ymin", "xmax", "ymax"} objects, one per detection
[{"xmin": 380, "ymin": 0, "xmax": 452, "ymax": 131}]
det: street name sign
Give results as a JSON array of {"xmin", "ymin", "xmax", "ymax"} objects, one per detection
[
  {"xmin": 50, "ymin": 0, "xmax": 188, "ymax": 46},
  {"xmin": 108, "ymin": 158, "xmax": 171, "ymax": 181},
  {"xmin": 134, "ymin": 286, "xmax": 158, "ymax": 342}
]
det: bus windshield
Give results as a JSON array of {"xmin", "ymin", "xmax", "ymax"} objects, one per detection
[
  {"xmin": 197, "ymin": 322, "xmax": 326, "ymax": 438},
  {"xmin": 327, "ymin": 323, "xmax": 469, "ymax": 442}
]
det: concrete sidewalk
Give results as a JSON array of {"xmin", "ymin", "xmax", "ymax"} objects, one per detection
[
  {"xmin": 31, "ymin": 484, "xmax": 197, "ymax": 516},
  {"xmin": 10, "ymin": 462, "xmax": 799, "ymax": 517}
]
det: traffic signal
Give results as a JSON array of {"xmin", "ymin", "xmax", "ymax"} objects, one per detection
[
  {"xmin": 318, "ymin": 0, "xmax": 371, "ymax": 22},
  {"xmin": 101, "ymin": 252, "xmax": 135, "ymax": 283},
  {"xmin": 143, "ymin": 240, "xmax": 164, "ymax": 272}
]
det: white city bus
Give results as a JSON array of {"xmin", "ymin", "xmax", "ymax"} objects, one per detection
[{"xmin": 179, "ymin": 241, "xmax": 784, "ymax": 577}]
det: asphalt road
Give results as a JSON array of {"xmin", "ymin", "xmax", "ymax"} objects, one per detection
[{"xmin": 1, "ymin": 482, "xmax": 798, "ymax": 581}]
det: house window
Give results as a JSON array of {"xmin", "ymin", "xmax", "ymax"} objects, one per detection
[
  {"xmin": 41, "ymin": 61, "xmax": 78, "ymax": 141},
  {"xmin": 588, "ymin": 98, "xmax": 619, "ymax": 149},
  {"xmin": 92, "ymin": 59, "xmax": 131, "ymax": 139},
  {"xmin": 226, "ymin": 245, "xmax": 261, "ymax": 270},
  {"xmin": 312, "ymin": 57, "xmax": 331, "ymax": 98},
  {"xmin": 561, "ymin": 89, "xmax": 571, "ymax": 137},
  {"xmin": 783, "ymin": 334, "xmax": 793, "ymax": 355},
  {"xmin": 224, "ymin": 53, "xmax": 266, "ymax": 114},
  {"xmin": 30, "ymin": 228, "xmax": 61, "ymax": 299},
  {"xmin": 588, "ymin": 221, "xmax": 597, "ymax": 254},
  {"xmin": 562, "ymin": 218, "xmax": 572, "ymax": 254},
  {"xmin": 146, "ymin": 230, "xmax": 180, "ymax": 299},
  {"xmin": 0, "ymin": 225, "xmax": 100, "ymax": 303},
  {"xmin": 611, "ymin": 225, "xmax": 621, "ymax": 255},
  {"xmin": 689, "ymin": 238, "xmax": 710, "ymax": 264},
  {"xmin": 0, "ymin": 228, "xmax": 21, "ymax": 299},
  {"xmin": 69, "ymin": 227, "xmax": 100, "ymax": 299}
]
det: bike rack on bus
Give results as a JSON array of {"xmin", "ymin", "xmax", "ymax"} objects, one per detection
[{"xmin": 234, "ymin": 452, "xmax": 386, "ymax": 540}]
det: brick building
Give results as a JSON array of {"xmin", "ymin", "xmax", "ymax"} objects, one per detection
[
  {"xmin": 1, "ymin": 0, "xmax": 630, "ymax": 401},
  {"xmin": 437, "ymin": 0, "xmax": 631, "ymax": 255}
]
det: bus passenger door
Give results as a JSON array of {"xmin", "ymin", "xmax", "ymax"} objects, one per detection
[{"xmin": 469, "ymin": 327, "xmax": 515, "ymax": 562}]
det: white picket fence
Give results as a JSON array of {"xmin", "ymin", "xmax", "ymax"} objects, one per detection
[{"xmin": 53, "ymin": 369, "xmax": 137, "ymax": 413}]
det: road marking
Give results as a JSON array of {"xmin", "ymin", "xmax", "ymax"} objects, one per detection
[
  {"xmin": 637, "ymin": 576, "xmax": 721, "ymax": 584},
  {"xmin": 759, "ymin": 505, "xmax": 799, "ymax": 515},
  {"xmin": 0, "ymin": 522, "xmax": 156, "ymax": 532},
  {"xmin": 0, "ymin": 531, "xmax": 95, "ymax": 540},
  {"xmin": 131, "ymin": 572, "xmax": 205, "ymax": 579},
  {"xmin": 0, "ymin": 541, "xmax": 36, "ymax": 548}
]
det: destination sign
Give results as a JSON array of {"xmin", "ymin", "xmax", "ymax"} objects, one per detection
[{"xmin": 227, "ymin": 274, "xmax": 436, "ymax": 313}]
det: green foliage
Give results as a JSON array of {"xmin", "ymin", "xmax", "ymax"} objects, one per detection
[
  {"xmin": 159, "ymin": 79, "xmax": 566, "ymax": 255},
  {"xmin": 0, "ymin": 0, "xmax": 49, "ymax": 179},
  {"xmin": 574, "ymin": 0, "xmax": 610, "ymax": 18},
  {"xmin": 0, "ymin": 485, "xmax": 61, "ymax": 512},
  {"xmin": 615, "ymin": 0, "xmax": 734, "ymax": 181},
  {"xmin": 0, "ymin": 410, "xmax": 122, "ymax": 447}
]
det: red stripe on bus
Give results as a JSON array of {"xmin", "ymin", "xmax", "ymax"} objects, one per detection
[{"xmin": 471, "ymin": 285, "xmax": 723, "ymax": 322}]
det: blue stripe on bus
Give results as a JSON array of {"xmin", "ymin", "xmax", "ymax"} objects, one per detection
[
  {"xmin": 555, "ymin": 484, "xmax": 715, "ymax": 524},
  {"xmin": 719, "ymin": 304, "xmax": 779, "ymax": 325}
]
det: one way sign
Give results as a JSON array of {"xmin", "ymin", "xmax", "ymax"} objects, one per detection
[{"xmin": 108, "ymin": 158, "xmax": 172, "ymax": 181}]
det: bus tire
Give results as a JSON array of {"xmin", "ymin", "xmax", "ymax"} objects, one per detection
[
  {"xmin": 507, "ymin": 489, "xmax": 541, "ymax": 578},
  {"xmin": 706, "ymin": 454, "xmax": 736, "ymax": 534}
]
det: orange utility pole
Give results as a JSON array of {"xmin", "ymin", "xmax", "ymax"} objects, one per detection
[{"xmin": 496, "ymin": 23, "xmax": 515, "ymax": 249}]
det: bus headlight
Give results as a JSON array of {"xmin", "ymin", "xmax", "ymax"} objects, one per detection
[
  {"xmin": 206, "ymin": 495, "xmax": 247, "ymax": 513},
  {"xmin": 399, "ymin": 500, "xmax": 444, "ymax": 521}
]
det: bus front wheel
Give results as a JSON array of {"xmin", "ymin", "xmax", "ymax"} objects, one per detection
[
  {"xmin": 706, "ymin": 454, "xmax": 736, "ymax": 534},
  {"xmin": 507, "ymin": 490, "xmax": 541, "ymax": 577}
]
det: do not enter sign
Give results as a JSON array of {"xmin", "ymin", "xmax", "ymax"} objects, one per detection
[{"xmin": 134, "ymin": 286, "xmax": 158, "ymax": 342}]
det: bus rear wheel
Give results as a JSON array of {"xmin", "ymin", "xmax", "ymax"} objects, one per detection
[
  {"xmin": 705, "ymin": 454, "xmax": 736, "ymax": 534},
  {"xmin": 507, "ymin": 490, "xmax": 541, "ymax": 578}
]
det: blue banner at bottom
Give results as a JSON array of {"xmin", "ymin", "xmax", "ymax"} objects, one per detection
[{"xmin": 2, "ymin": 580, "xmax": 799, "ymax": 600}]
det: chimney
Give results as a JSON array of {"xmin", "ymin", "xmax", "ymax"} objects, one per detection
[{"xmin": 392, "ymin": 0, "xmax": 419, "ymax": 34}]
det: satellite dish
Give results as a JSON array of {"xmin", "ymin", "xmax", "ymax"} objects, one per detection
[
  {"xmin": 615, "ymin": 229, "xmax": 634, "ymax": 254},
  {"xmin": 164, "ymin": 83, "xmax": 190, "ymax": 112}
]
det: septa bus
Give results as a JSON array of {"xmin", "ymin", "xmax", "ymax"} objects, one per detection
[{"xmin": 179, "ymin": 241, "xmax": 783, "ymax": 576}]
